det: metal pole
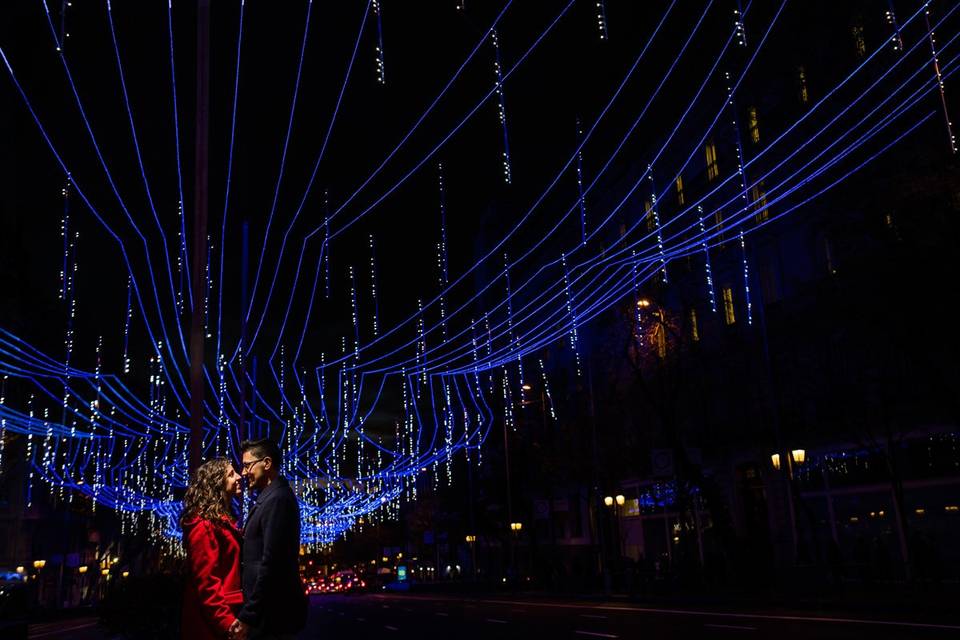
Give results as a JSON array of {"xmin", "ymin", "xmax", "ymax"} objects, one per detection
[
  {"xmin": 189, "ymin": 0, "xmax": 211, "ymax": 472},
  {"xmin": 503, "ymin": 412, "xmax": 514, "ymax": 579}
]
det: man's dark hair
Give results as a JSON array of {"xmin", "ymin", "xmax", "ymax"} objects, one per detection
[{"xmin": 240, "ymin": 438, "xmax": 283, "ymax": 468}]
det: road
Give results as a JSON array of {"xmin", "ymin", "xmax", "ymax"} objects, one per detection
[
  {"xmin": 24, "ymin": 593, "xmax": 960, "ymax": 639},
  {"xmin": 301, "ymin": 593, "xmax": 960, "ymax": 640}
]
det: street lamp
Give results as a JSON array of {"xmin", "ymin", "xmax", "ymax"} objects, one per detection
[
  {"xmin": 771, "ymin": 447, "xmax": 807, "ymax": 564},
  {"xmin": 465, "ymin": 535, "xmax": 478, "ymax": 580},
  {"xmin": 34, "ymin": 561, "xmax": 46, "ymax": 605},
  {"xmin": 604, "ymin": 496, "xmax": 614, "ymax": 507},
  {"xmin": 510, "ymin": 522, "xmax": 523, "ymax": 532},
  {"xmin": 78, "ymin": 566, "xmax": 88, "ymax": 575},
  {"xmin": 615, "ymin": 494, "xmax": 625, "ymax": 506}
]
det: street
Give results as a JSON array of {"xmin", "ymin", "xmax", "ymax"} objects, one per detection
[
  {"xmin": 300, "ymin": 593, "xmax": 958, "ymax": 640},
  {"xmin": 25, "ymin": 592, "xmax": 960, "ymax": 639}
]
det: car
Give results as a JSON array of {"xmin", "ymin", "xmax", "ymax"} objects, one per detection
[
  {"xmin": 304, "ymin": 576, "xmax": 329, "ymax": 595},
  {"xmin": 0, "ymin": 574, "xmax": 29, "ymax": 640},
  {"xmin": 330, "ymin": 570, "xmax": 366, "ymax": 593}
]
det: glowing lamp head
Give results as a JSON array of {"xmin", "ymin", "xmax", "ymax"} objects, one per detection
[
  {"xmin": 604, "ymin": 496, "xmax": 614, "ymax": 507},
  {"xmin": 615, "ymin": 494, "xmax": 625, "ymax": 506},
  {"xmin": 770, "ymin": 453, "xmax": 781, "ymax": 470},
  {"xmin": 791, "ymin": 449, "xmax": 806, "ymax": 465}
]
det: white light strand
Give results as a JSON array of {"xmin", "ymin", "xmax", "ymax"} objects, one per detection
[
  {"xmin": 596, "ymin": 0, "xmax": 608, "ymax": 40},
  {"xmin": 369, "ymin": 235, "xmax": 379, "ymax": 337},
  {"xmin": 739, "ymin": 231, "xmax": 753, "ymax": 326},
  {"xmin": 698, "ymin": 206, "xmax": 718, "ymax": 313},
  {"xmin": 925, "ymin": 3, "xmax": 957, "ymax": 153},
  {"xmin": 538, "ymin": 359, "xmax": 557, "ymax": 421},
  {"xmin": 491, "ymin": 29, "xmax": 512, "ymax": 183},
  {"xmin": 576, "ymin": 118, "xmax": 587, "ymax": 245},
  {"xmin": 561, "ymin": 253, "xmax": 583, "ymax": 378},
  {"xmin": 372, "ymin": 0, "xmax": 386, "ymax": 85},
  {"xmin": 886, "ymin": 2, "xmax": 904, "ymax": 52},
  {"xmin": 647, "ymin": 166, "xmax": 668, "ymax": 283}
]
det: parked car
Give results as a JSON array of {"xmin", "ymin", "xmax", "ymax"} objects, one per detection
[{"xmin": 0, "ymin": 574, "xmax": 29, "ymax": 640}]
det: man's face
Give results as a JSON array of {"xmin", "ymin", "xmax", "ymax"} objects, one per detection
[{"xmin": 241, "ymin": 450, "xmax": 270, "ymax": 491}]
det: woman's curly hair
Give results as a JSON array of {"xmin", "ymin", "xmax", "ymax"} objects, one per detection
[{"xmin": 181, "ymin": 457, "xmax": 235, "ymax": 527}]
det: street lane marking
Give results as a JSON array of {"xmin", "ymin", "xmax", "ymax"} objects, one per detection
[
  {"xmin": 486, "ymin": 618, "xmax": 508, "ymax": 624},
  {"xmin": 385, "ymin": 625, "xmax": 399, "ymax": 631},
  {"xmin": 580, "ymin": 614, "xmax": 607, "ymax": 619},
  {"xmin": 370, "ymin": 595, "xmax": 960, "ymax": 631},
  {"xmin": 705, "ymin": 623, "xmax": 757, "ymax": 631},
  {"xmin": 29, "ymin": 622, "xmax": 98, "ymax": 639},
  {"xmin": 575, "ymin": 632, "xmax": 619, "ymax": 639},
  {"xmin": 436, "ymin": 612, "xmax": 449, "ymax": 617},
  {"xmin": 356, "ymin": 617, "xmax": 366, "ymax": 622}
]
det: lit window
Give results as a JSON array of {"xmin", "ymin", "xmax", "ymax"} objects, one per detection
[
  {"xmin": 705, "ymin": 140, "xmax": 719, "ymax": 181},
  {"xmin": 798, "ymin": 66, "xmax": 809, "ymax": 104},
  {"xmin": 722, "ymin": 287, "xmax": 736, "ymax": 325},
  {"xmin": 689, "ymin": 308, "xmax": 700, "ymax": 342},
  {"xmin": 852, "ymin": 24, "xmax": 866, "ymax": 58},
  {"xmin": 752, "ymin": 182, "xmax": 768, "ymax": 223},
  {"xmin": 655, "ymin": 324, "xmax": 667, "ymax": 358},
  {"xmin": 748, "ymin": 106, "xmax": 760, "ymax": 144},
  {"xmin": 676, "ymin": 176, "xmax": 685, "ymax": 206},
  {"xmin": 644, "ymin": 200, "xmax": 655, "ymax": 231},
  {"xmin": 714, "ymin": 210, "xmax": 725, "ymax": 245}
]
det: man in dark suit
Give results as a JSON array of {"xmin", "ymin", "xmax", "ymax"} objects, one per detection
[{"xmin": 230, "ymin": 439, "xmax": 307, "ymax": 640}]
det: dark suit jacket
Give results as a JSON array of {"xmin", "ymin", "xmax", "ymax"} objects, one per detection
[{"xmin": 236, "ymin": 475, "xmax": 307, "ymax": 634}]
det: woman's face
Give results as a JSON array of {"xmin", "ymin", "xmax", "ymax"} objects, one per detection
[{"xmin": 223, "ymin": 465, "xmax": 242, "ymax": 499}]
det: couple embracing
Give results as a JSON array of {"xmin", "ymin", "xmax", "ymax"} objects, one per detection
[{"xmin": 180, "ymin": 439, "xmax": 308, "ymax": 640}]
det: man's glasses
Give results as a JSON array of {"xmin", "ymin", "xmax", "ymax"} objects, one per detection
[{"xmin": 241, "ymin": 457, "xmax": 267, "ymax": 472}]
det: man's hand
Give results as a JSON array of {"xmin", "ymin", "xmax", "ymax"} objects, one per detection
[{"xmin": 229, "ymin": 619, "xmax": 250, "ymax": 640}]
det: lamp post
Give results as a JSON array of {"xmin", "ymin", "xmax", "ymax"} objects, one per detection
[
  {"xmin": 33, "ymin": 560, "xmax": 46, "ymax": 607},
  {"xmin": 506, "ymin": 522, "xmax": 524, "ymax": 583},
  {"xmin": 771, "ymin": 448, "xmax": 806, "ymax": 562},
  {"xmin": 465, "ymin": 535, "xmax": 477, "ymax": 580},
  {"xmin": 603, "ymin": 495, "xmax": 626, "ymax": 577},
  {"xmin": 78, "ymin": 565, "xmax": 88, "ymax": 605}
]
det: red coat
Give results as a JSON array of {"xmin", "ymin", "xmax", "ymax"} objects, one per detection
[{"xmin": 182, "ymin": 515, "xmax": 243, "ymax": 640}]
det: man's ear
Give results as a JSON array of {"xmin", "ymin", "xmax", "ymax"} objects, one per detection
[{"xmin": 263, "ymin": 456, "xmax": 274, "ymax": 472}]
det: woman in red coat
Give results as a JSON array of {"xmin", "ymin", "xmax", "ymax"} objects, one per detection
[{"xmin": 181, "ymin": 458, "xmax": 243, "ymax": 639}]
